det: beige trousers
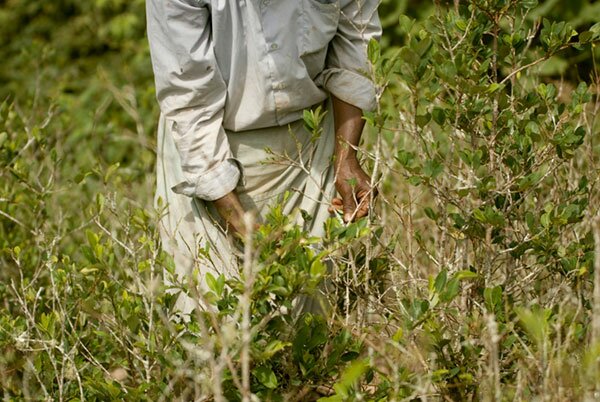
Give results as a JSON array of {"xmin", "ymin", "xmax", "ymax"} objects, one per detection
[{"xmin": 155, "ymin": 104, "xmax": 336, "ymax": 316}]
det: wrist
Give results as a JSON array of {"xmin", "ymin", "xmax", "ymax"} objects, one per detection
[
  {"xmin": 334, "ymin": 150, "xmax": 360, "ymax": 170},
  {"xmin": 213, "ymin": 191, "xmax": 249, "ymax": 237},
  {"xmin": 214, "ymin": 191, "xmax": 243, "ymax": 215}
]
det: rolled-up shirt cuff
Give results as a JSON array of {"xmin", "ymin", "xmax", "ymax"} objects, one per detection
[
  {"xmin": 318, "ymin": 68, "xmax": 377, "ymax": 112},
  {"xmin": 171, "ymin": 158, "xmax": 241, "ymax": 201}
]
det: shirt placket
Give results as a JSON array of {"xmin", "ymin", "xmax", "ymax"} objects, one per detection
[{"xmin": 257, "ymin": 0, "xmax": 288, "ymax": 125}]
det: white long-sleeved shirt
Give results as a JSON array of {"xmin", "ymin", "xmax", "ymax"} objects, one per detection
[{"xmin": 146, "ymin": 0, "xmax": 381, "ymax": 201}]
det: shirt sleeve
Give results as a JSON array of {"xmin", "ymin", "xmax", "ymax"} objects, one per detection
[
  {"xmin": 146, "ymin": 0, "xmax": 240, "ymax": 201},
  {"xmin": 319, "ymin": 0, "xmax": 382, "ymax": 112}
]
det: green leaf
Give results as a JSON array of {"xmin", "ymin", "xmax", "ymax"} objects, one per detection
[
  {"xmin": 517, "ymin": 170, "xmax": 544, "ymax": 191},
  {"xmin": 86, "ymin": 229, "xmax": 99, "ymax": 248},
  {"xmin": 540, "ymin": 212, "xmax": 551, "ymax": 228},
  {"xmin": 434, "ymin": 269, "xmax": 447, "ymax": 294},
  {"xmin": 486, "ymin": 83, "xmax": 504, "ymax": 94},
  {"xmin": 484, "ymin": 286, "xmax": 503, "ymax": 312},
  {"xmin": 424, "ymin": 207, "xmax": 438, "ymax": 221},
  {"xmin": 441, "ymin": 278, "xmax": 460, "ymax": 302},
  {"xmin": 521, "ymin": 0, "xmax": 538, "ymax": 9},
  {"xmin": 205, "ymin": 273, "xmax": 225, "ymax": 296},
  {"xmin": 473, "ymin": 206, "xmax": 505, "ymax": 227},
  {"xmin": 340, "ymin": 358, "xmax": 369, "ymax": 386},
  {"xmin": 253, "ymin": 365, "xmax": 278, "ymax": 389},
  {"xmin": 454, "ymin": 270, "xmax": 479, "ymax": 280},
  {"xmin": 455, "ymin": 18, "xmax": 467, "ymax": 32},
  {"xmin": 399, "ymin": 47, "xmax": 420, "ymax": 67},
  {"xmin": 415, "ymin": 113, "xmax": 431, "ymax": 128},
  {"xmin": 432, "ymin": 107, "xmax": 446, "ymax": 125},
  {"xmin": 408, "ymin": 176, "xmax": 422, "ymax": 186},
  {"xmin": 396, "ymin": 150, "xmax": 418, "ymax": 170},
  {"xmin": 104, "ymin": 162, "xmax": 120, "ymax": 183},
  {"xmin": 413, "ymin": 37, "xmax": 433, "ymax": 57},
  {"xmin": 579, "ymin": 31, "xmax": 593, "ymax": 43},
  {"xmin": 367, "ymin": 38, "xmax": 381, "ymax": 65},
  {"xmin": 423, "ymin": 159, "xmax": 443, "ymax": 179},
  {"xmin": 310, "ymin": 259, "xmax": 327, "ymax": 277},
  {"xmin": 398, "ymin": 15, "xmax": 415, "ymax": 35},
  {"xmin": 323, "ymin": 358, "xmax": 369, "ymax": 400}
]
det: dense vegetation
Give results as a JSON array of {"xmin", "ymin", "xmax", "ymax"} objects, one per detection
[{"xmin": 1, "ymin": 0, "xmax": 600, "ymax": 400}]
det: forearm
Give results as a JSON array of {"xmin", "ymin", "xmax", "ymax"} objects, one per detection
[
  {"xmin": 330, "ymin": 95, "xmax": 375, "ymax": 222},
  {"xmin": 332, "ymin": 95, "xmax": 365, "ymax": 168}
]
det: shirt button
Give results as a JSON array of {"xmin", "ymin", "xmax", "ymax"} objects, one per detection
[{"xmin": 270, "ymin": 43, "xmax": 278, "ymax": 50}]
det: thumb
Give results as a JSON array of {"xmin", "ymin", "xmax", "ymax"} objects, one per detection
[{"xmin": 342, "ymin": 193, "xmax": 356, "ymax": 223}]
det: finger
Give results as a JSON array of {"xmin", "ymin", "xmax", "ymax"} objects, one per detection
[
  {"xmin": 328, "ymin": 197, "xmax": 343, "ymax": 214},
  {"xmin": 355, "ymin": 199, "xmax": 370, "ymax": 220},
  {"xmin": 328, "ymin": 205, "xmax": 344, "ymax": 214},
  {"xmin": 342, "ymin": 197, "xmax": 357, "ymax": 223},
  {"xmin": 354, "ymin": 190, "xmax": 373, "ymax": 220},
  {"xmin": 329, "ymin": 203, "xmax": 343, "ymax": 212}
]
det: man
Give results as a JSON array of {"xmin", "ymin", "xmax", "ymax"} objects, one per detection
[{"xmin": 146, "ymin": 0, "xmax": 381, "ymax": 314}]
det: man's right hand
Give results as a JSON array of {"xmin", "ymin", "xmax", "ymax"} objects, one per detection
[
  {"xmin": 213, "ymin": 191, "xmax": 249, "ymax": 238},
  {"xmin": 331, "ymin": 157, "xmax": 374, "ymax": 223}
]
